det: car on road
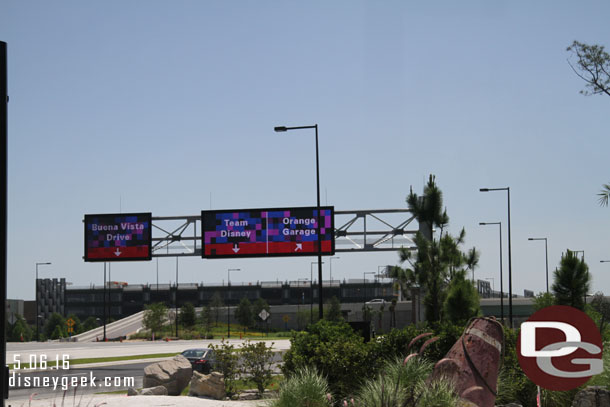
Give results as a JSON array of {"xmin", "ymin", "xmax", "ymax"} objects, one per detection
[
  {"xmin": 365, "ymin": 298, "xmax": 386, "ymax": 306},
  {"xmin": 181, "ymin": 348, "xmax": 216, "ymax": 374}
]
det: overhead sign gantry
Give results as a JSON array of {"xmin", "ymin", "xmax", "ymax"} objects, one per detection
[{"xmin": 84, "ymin": 208, "xmax": 417, "ymax": 259}]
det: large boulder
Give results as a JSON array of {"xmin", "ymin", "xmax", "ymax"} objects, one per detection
[
  {"xmin": 143, "ymin": 355, "xmax": 192, "ymax": 396},
  {"xmin": 188, "ymin": 371, "xmax": 226, "ymax": 400},
  {"xmin": 571, "ymin": 386, "xmax": 610, "ymax": 407}
]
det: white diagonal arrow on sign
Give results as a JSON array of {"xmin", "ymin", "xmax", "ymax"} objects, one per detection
[{"xmin": 295, "ymin": 243, "xmax": 302, "ymax": 252}]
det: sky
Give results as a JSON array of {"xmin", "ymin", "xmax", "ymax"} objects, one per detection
[{"xmin": 1, "ymin": 1, "xmax": 609, "ymax": 301}]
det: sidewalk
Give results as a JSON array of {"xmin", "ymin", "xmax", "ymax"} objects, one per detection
[{"xmin": 7, "ymin": 394, "xmax": 266, "ymax": 407}]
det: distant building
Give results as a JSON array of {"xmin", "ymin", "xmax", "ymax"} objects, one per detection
[
  {"xmin": 477, "ymin": 279, "xmax": 492, "ymax": 298},
  {"xmin": 59, "ymin": 278, "xmax": 396, "ymax": 321},
  {"xmin": 36, "ymin": 278, "xmax": 66, "ymax": 328},
  {"xmin": 6, "ymin": 299, "xmax": 24, "ymax": 324}
]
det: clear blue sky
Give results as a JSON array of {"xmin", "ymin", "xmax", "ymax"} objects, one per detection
[{"xmin": 2, "ymin": 1, "xmax": 609, "ymax": 301}]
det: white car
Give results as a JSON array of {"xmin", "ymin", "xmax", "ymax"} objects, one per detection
[{"xmin": 365, "ymin": 299, "xmax": 386, "ymax": 306}]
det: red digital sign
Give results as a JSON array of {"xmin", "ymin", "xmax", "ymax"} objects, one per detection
[
  {"xmin": 202, "ymin": 206, "xmax": 334, "ymax": 259},
  {"xmin": 84, "ymin": 213, "xmax": 152, "ymax": 262}
]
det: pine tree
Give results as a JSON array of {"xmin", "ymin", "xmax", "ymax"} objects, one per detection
[
  {"xmin": 179, "ymin": 302, "xmax": 196, "ymax": 329},
  {"xmin": 398, "ymin": 175, "xmax": 479, "ymax": 322},
  {"xmin": 552, "ymin": 250, "xmax": 590, "ymax": 310},
  {"xmin": 235, "ymin": 297, "xmax": 254, "ymax": 333},
  {"xmin": 325, "ymin": 296, "xmax": 342, "ymax": 322},
  {"xmin": 210, "ymin": 291, "xmax": 224, "ymax": 327}
]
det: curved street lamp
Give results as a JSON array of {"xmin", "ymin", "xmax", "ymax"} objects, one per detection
[
  {"xmin": 276, "ymin": 124, "xmax": 324, "ymax": 321},
  {"xmin": 480, "ymin": 187, "xmax": 513, "ymax": 327},
  {"xmin": 528, "ymin": 237, "xmax": 549, "ymax": 293},
  {"xmin": 479, "ymin": 222, "xmax": 504, "ymax": 324}
]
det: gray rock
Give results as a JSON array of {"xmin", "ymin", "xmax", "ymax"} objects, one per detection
[
  {"xmin": 127, "ymin": 387, "xmax": 140, "ymax": 396},
  {"xmin": 571, "ymin": 386, "xmax": 610, "ymax": 407},
  {"xmin": 188, "ymin": 371, "xmax": 226, "ymax": 400},
  {"xmin": 238, "ymin": 392, "xmax": 260, "ymax": 401},
  {"xmin": 140, "ymin": 386, "xmax": 169, "ymax": 396},
  {"xmin": 143, "ymin": 355, "xmax": 192, "ymax": 396}
]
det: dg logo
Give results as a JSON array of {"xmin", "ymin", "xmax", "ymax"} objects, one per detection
[{"xmin": 517, "ymin": 305, "xmax": 604, "ymax": 391}]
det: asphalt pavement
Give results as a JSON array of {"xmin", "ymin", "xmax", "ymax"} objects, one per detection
[
  {"xmin": 7, "ymin": 394, "xmax": 264, "ymax": 407},
  {"xmin": 6, "ymin": 344, "xmax": 285, "ymax": 405},
  {"xmin": 7, "ymin": 339, "xmax": 291, "ymax": 363}
]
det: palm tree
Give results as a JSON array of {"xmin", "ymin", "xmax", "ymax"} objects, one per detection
[
  {"xmin": 552, "ymin": 250, "xmax": 591, "ymax": 310},
  {"xmin": 598, "ymin": 183, "xmax": 610, "ymax": 206}
]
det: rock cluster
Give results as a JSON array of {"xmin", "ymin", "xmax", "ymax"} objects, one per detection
[
  {"xmin": 188, "ymin": 371, "xmax": 226, "ymax": 400},
  {"xmin": 142, "ymin": 355, "xmax": 192, "ymax": 395}
]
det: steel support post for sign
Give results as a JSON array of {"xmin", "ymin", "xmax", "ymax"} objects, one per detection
[
  {"xmin": 1, "ymin": 40, "xmax": 8, "ymax": 404},
  {"xmin": 175, "ymin": 257, "xmax": 178, "ymax": 337},
  {"xmin": 314, "ymin": 125, "xmax": 323, "ymax": 321},
  {"xmin": 103, "ymin": 262, "xmax": 107, "ymax": 341}
]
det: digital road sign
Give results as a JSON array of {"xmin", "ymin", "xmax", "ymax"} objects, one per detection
[
  {"xmin": 84, "ymin": 213, "xmax": 152, "ymax": 262},
  {"xmin": 202, "ymin": 206, "xmax": 334, "ymax": 259}
]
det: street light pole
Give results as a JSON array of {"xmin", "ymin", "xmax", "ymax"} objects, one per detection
[
  {"xmin": 480, "ymin": 187, "xmax": 513, "ymax": 327},
  {"xmin": 276, "ymin": 125, "xmax": 324, "ymax": 321},
  {"xmin": 227, "ymin": 268, "xmax": 240, "ymax": 338},
  {"xmin": 103, "ymin": 262, "xmax": 107, "ymax": 341},
  {"xmin": 35, "ymin": 262, "xmax": 51, "ymax": 341},
  {"xmin": 310, "ymin": 262, "xmax": 323, "ymax": 323},
  {"xmin": 175, "ymin": 257, "xmax": 179, "ymax": 337},
  {"xmin": 479, "ymin": 222, "xmax": 504, "ymax": 324},
  {"xmin": 329, "ymin": 257, "xmax": 340, "ymax": 283},
  {"xmin": 528, "ymin": 237, "xmax": 549, "ymax": 293}
]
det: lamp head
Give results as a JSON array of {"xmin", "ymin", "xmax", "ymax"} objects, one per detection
[
  {"xmin": 274, "ymin": 126, "xmax": 287, "ymax": 132},
  {"xmin": 479, "ymin": 188, "xmax": 489, "ymax": 192}
]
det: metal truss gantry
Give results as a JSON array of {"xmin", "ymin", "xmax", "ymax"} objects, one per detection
[{"xmin": 150, "ymin": 209, "xmax": 417, "ymax": 257}]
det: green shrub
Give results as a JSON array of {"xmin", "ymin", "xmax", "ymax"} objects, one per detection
[
  {"xmin": 496, "ymin": 327, "xmax": 580, "ymax": 407},
  {"xmin": 588, "ymin": 343, "xmax": 609, "ymax": 387},
  {"xmin": 210, "ymin": 339, "xmax": 240, "ymax": 396},
  {"xmin": 369, "ymin": 324, "xmax": 427, "ymax": 360},
  {"xmin": 415, "ymin": 378, "xmax": 460, "ymax": 407},
  {"xmin": 43, "ymin": 312, "xmax": 65, "ymax": 339},
  {"xmin": 282, "ymin": 320, "xmax": 369, "ymax": 400},
  {"xmin": 268, "ymin": 366, "xmax": 331, "ymax": 407},
  {"xmin": 420, "ymin": 322, "xmax": 463, "ymax": 362},
  {"xmin": 143, "ymin": 302, "xmax": 168, "ymax": 338},
  {"xmin": 353, "ymin": 356, "xmax": 433, "ymax": 407},
  {"xmin": 240, "ymin": 340, "xmax": 275, "ymax": 396}
]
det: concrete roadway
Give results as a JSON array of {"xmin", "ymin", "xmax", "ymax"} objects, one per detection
[
  {"xmin": 7, "ymin": 338, "xmax": 291, "ymax": 364},
  {"xmin": 8, "ymin": 361, "xmax": 149, "ymax": 401},
  {"xmin": 7, "ymin": 349, "xmax": 285, "ymax": 403}
]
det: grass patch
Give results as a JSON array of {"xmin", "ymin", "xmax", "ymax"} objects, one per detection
[
  {"xmin": 95, "ymin": 389, "xmax": 130, "ymax": 395},
  {"xmin": 131, "ymin": 322, "xmax": 295, "ymax": 341},
  {"xmin": 234, "ymin": 375, "xmax": 284, "ymax": 393},
  {"xmin": 9, "ymin": 352, "xmax": 179, "ymax": 369}
]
